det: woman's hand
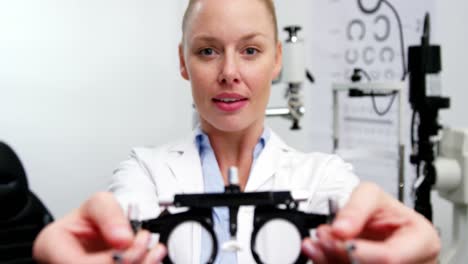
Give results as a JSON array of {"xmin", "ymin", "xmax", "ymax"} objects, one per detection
[
  {"xmin": 33, "ymin": 192, "xmax": 167, "ymax": 264},
  {"xmin": 302, "ymin": 182, "xmax": 440, "ymax": 264}
]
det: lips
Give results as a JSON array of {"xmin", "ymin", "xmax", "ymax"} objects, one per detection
[{"xmin": 212, "ymin": 93, "xmax": 249, "ymax": 112}]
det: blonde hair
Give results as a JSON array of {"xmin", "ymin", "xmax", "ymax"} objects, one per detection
[{"xmin": 181, "ymin": 0, "xmax": 279, "ymax": 42}]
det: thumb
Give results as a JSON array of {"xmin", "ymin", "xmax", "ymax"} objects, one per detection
[
  {"xmin": 80, "ymin": 192, "xmax": 134, "ymax": 249},
  {"xmin": 331, "ymin": 182, "xmax": 387, "ymax": 238}
]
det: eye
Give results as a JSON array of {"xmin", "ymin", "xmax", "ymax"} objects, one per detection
[
  {"xmin": 199, "ymin": 48, "xmax": 215, "ymax": 56},
  {"xmin": 244, "ymin": 47, "xmax": 259, "ymax": 55}
]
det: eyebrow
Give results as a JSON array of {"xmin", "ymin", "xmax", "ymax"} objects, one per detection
[
  {"xmin": 191, "ymin": 32, "xmax": 267, "ymax": 43},
  {"xmin": 239, "ymin": 33, "xmax": 267, "ymax": 41}
]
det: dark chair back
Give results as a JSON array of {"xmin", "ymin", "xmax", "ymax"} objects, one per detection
[{"xmin": 0, "ymin": 142, "xmax": 53, "ymax": 264}]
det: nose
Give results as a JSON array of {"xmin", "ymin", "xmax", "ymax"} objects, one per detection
[{"xmin": 218, "ymin": 51, "xmax": 240, "ymax": 85}]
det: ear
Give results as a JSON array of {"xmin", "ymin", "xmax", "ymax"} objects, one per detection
[
  {"xmin": 179, "ymin": 43, "xmax": 190, "ymax": 80},
  {"xmin": 272, "ymin": 41, "xmax": 282, "ymax": 80}
]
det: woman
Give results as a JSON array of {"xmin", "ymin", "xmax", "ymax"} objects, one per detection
[{"xmin": 33, "ymin": 0, "xmax": 440, "ymax": 263}]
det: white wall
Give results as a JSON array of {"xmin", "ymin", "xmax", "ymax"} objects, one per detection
[
  {"xmin": 434, "ymin": 0, "xmax": 468, "ymax": 129},
  {"xmin": 0, "ymin": 0, "xmax": 192, "ymax": 217}
]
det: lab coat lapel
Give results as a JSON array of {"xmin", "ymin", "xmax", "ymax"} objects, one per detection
[
  {"xmin": 164, "ymin": 133, "xmax": 204, "ymax": 264},
  {"xmin": 245, "ymin": 131, "xmax": 292, "ymax": 192},
  {"xmin": 165, "ymin": 132, "xmax": 204, "ymax": 194}
]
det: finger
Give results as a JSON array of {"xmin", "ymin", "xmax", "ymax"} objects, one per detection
[
  {"xmin": 34, "ymin": 222, "xmax": 117, "ymax": 264},
  {"xmin": 352, "ymin": 226, "xmax": 440, "ymax": 264},
  {"xmin": 352, "ymin": 239, "xmax": 397, "ymax": 264},
  {"xmin": 81, "ymin": 251, "xmax": 117, "ymax": 264},
  {"xmin": 121, "ymin": 230, "xmax": 151, "ymax": 263},
  {"xmin": 381, "ymin": 215, "xmax": 440, "ymax": 263},
  {"xmin": 331, "ymin": 182, "xmax": 388, "ymax": 238},
  {"xmin": 80, "ymin": 192, "xmax": 134, "ymax": 249},
  {"xmin": 301, "ymin": 238, "xmax": 328, "ymax": 264},
  {"xmin": 316, "ymin": 225, "xmax": 349, "ymax": 263},
  {"xmin": 142, "ymin": 244, "xmax": 167, "ymax": 264}
]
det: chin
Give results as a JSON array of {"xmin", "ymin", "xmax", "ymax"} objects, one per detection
[
  {"xmin": 203, "ymin": 115, "xmax": 260, "ymax": 133},
  {"xmin": 213, "ymin": 121, "xmax": 249, "ymax": 133}
]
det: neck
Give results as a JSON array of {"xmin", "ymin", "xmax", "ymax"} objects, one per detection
[{"xmin": 200, "ymin": 122, "xmax": 264, "ymax": 190}]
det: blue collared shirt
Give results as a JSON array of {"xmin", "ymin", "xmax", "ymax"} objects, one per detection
[{"xmin": 195, "ymin": 127, "xmax": 270, "ymax": 264}]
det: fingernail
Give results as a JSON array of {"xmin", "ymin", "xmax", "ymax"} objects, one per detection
[
  {"xmin": 123, "ymin": 232, "xmax": 151, "ymax": 263},
  {"xmin": 322, "ymin": 239, "xmax": 334, "ymax": 251},
  {"xmin": 316, "ymin": 231, "xmax": 335, "ymax": 251},
  {"xmin": 332, "ymin": 218, "xmax": 352, "ymax": 232},
  {"xmin": 136, "ymin": 231, "xmax": 151, "ymax": 248},
  {"xmin": 345, "ymin": 241, "xmax": 360, "ymax": 264},
  {"xmin": 345, "ymin": 240, "xmax": 357, "ymax": 252},
  {"xmin": 315, "ymin": 228, "xmax": 323, "ymax": 239},
  {"xmin": 112, "ymin": 251, "xmax": 124, "ymax": 264},
  {"xmin": 302, "ymin": 240, "xmax": 318, "ymax": 258},
  {"xmin": 112, "ymin": 226, "xmax": 133, "ymax": 241},
  {"xmin": 151, "ymin": 244, "xmax": 167, "ymax": 263}
]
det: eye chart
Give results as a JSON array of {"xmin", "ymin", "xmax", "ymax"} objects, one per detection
[{"xmin": 305, "ymin": 0, "xmax": 434, "ymax": 199}]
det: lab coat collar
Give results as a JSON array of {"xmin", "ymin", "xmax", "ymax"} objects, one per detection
[
  {"xmin": 245, "ymin": 131, "xmax": 292, "ymax": 191},
  {"xmin": 165, "ymin": 129, "xmax": 294, "ymax": 193},
  {"xmin": 165, "ymin": 130, "xmax": 204, "ymax": 194}
]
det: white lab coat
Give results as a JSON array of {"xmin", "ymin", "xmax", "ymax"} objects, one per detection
[{"xmin": 109, "ymin": 130, "xmax": 359, "ymax": 263}]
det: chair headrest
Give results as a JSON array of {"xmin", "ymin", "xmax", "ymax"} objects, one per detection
[{"xmin": 0, "ymin": 142, "xmax": 29, "ymax": 221}]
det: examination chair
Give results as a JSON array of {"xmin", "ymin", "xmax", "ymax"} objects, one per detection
[{"xmin": 0, "ymin": 142, "xmax": 53, "ymax": 264}]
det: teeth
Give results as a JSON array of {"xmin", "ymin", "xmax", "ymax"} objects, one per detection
[{"xmin": 218, "ymin": 98, "xmax": 241, "ymax": 103}]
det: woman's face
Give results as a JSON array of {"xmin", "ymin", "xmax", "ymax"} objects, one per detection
[{"xmin": 179, "ymin": 0, "xmax": 282, "ymax": 133}]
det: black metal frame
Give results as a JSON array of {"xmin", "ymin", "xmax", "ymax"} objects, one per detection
[{"xmin": 133, "ymin": 190, "xmax": 330, "ymax": 264}]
